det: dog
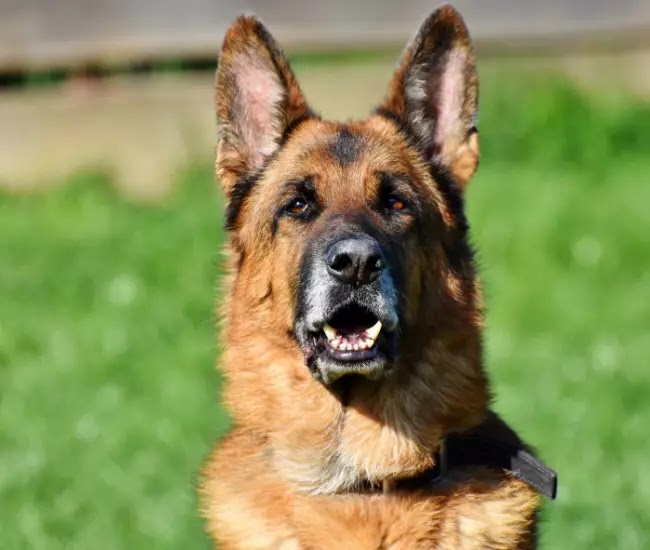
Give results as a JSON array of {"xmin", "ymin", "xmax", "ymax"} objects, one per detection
[{"xmin": 200, "ymin": 5, "xmax": 556, "ymax": 548}]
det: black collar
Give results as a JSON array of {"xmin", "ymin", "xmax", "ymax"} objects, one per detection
[
  {"xmin": 390, "ymin": 413, "xmax": 558, "ymax": 500},
  {"xmin": 430, "ymin": 431, "xmax": 557, "ymax": 499}
]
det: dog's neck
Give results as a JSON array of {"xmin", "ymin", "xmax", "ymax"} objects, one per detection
[{"xmin": 221, "ymin": 307, "xmax": 489, "ymax": 493}]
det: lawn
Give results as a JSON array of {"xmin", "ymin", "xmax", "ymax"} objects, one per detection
[{"xmin": 1, "ymin": 71, "xmax": 649, "ymax": 548}]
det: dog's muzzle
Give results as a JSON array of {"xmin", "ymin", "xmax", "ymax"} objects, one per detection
[{"xmin": 295, "ymin": 235, "xmax": 400, "ymax": 385}]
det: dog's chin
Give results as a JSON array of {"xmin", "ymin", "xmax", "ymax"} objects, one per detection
[{"xmin": 311, "ymin": 351, "xmax": 392, "ymax": 385}]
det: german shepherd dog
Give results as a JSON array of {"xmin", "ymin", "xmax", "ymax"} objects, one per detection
[{"xmin": 201, "ymin": 5, "xmax": 556, "ymax": 548}]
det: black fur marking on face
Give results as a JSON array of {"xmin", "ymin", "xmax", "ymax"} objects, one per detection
[
  {"xmin": 429, "ymin": 162, "xmax": 468, "ymax": 236},
  {"xmin": 224, "ymin": 146, "xmax": 283, "ymax": 232},
  {"xmin": 279, "ymin": 115, "xmax": 312, "ymax": 147},
  {"xmin": 428, "ymin": 162, "xmax": 476, "ymax": 275},
  {"xmin": 329, "ymin": 128, "xmax": 364, "ymax": 165},
  {"xmin": 225, "ymin": 172, "xmax": 262, "ymax": 231}
]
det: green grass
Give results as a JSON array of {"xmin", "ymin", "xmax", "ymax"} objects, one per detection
[
  {"xmin": 1, "ymin": 73, "xmax": 650, "ymax": 548},
  {"xmin": 0, "ymin": 168, "xmax": 225, "ymax": 548}
]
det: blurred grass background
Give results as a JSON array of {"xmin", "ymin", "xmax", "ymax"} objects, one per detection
[{"xmin": 1, "ymin": 64, "xmax": 650, "ymax": 549}]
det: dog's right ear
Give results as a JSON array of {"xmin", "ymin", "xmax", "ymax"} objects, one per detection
[{"xmin": 215, "ymin": 16, "xmax": 313, "ymax": 192}]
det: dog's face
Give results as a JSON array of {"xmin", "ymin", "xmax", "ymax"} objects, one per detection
[
  {"xmin": 216, "ymin": 7, "xmax": 482, "ymax": 386},
  {"xmin": 289, "ymin": 129, "xmax": 412, "ymax": 383}
]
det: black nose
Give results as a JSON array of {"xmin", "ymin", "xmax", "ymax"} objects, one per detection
[{"xmin": 326, "ymin": 238, "xmax": 385, "ymax": 285}]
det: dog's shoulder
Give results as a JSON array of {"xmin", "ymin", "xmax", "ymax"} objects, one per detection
[{"xmin": 200, "ymin": 428, "xmax": 300, "ymax": 549}]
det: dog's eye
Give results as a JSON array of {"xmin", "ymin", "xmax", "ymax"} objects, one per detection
[
  {"xmin": 285, "ymin": 197, "xmax": 309, "ymax": 217},
  {"xmin": 384, "ymin": 194, "xmax": 409, "ymax": 213}
]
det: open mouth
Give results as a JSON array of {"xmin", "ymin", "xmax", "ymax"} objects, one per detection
[{"xmin": 317, "ymin": 303, "xmax": 383, "ymax": 362}]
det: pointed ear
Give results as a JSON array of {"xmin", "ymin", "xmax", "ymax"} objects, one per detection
[
  {"xmin": 379, "ymin": 5, "xmax": 479, "ymax": 190},
  {"xmin": 215, "ymin": 16, "xmax": 313, "ymax": 192}
]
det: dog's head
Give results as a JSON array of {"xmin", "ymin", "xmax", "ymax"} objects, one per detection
[{"xmin": 216, "ymin": 6, "xmax": 483, "ymax": 389}]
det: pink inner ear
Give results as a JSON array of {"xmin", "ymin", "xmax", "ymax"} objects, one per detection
[
  {"xmin": 434, "ymin": 50, "xmax": 467, "ymax": 152},
  {"xmin": 233, "ymin": 53, "xmax": 285, "ymax": 169}
]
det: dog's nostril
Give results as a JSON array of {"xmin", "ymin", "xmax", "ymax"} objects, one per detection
[
  {"xmin": 326, "ymin": 238, "xmax": 385, "ymax": 285},
  {"xmin": 359, "ymin": 252, "xmax": 383, "ymax": 284},
  {"xmin": 328, "ymin": 252, "xmax": 353, "ymax": 273},
  {"xmin": 327, "ymin": 250, "xmax": 357, "ymax": 284}
]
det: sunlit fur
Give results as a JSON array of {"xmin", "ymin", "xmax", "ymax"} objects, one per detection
[{"xmin": 201, "ymin": 5, "xmax": 540, "ymax": 549}]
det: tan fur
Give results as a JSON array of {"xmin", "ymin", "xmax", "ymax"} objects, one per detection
[
  {"xmin": 201, "ymin": 5, "xmax": 544, "ymax": 549},
  {"xmin": 202, "ymin": 431, "xmax": 539, "ymax": 549}
]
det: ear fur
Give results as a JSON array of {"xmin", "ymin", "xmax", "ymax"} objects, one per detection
[
  {"xmin": 215, "ymin": 16, "xmax": 313, "ymax": 192},
  {"xmin": 379, "ymin": 5, "xmax": 479, "ymax": 190}
]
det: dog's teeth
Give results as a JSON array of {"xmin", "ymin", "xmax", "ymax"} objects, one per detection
[
  {"xmin": 353, "ymin": 344, "xmax": 359, "ymax": 351},
  {"xmin": 330, "ymin": 339, "xmax": 339, "ymax": 349},
  {"xmin": 323, "ymin": 324, "xmax": 337, "ymax": 342},
  {"xmin": 365, "ymin": 321, "xmax": 382, "ymax": 342}
]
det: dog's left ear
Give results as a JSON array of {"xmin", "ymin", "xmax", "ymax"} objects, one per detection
[{"xmin": 379, "ymin": 5, "xmax": 479, "ymax": 190}]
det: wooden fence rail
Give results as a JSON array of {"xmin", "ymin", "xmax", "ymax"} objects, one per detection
[{"xmin": 2, "ymin": 0, "xmax": 650, "ymax": 71}]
